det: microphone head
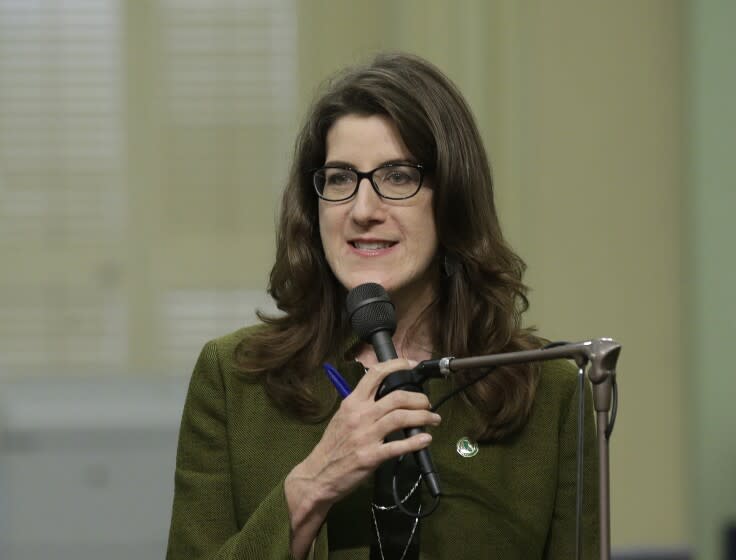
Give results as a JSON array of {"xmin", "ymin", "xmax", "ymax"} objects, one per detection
[{"xmin": 346, "ymin": 283, "xmax": 396, "ymax": 341}]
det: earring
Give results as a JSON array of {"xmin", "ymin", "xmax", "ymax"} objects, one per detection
[{"xmin": 443, "ymin": 254, "xmax": 457, "ymax": 277}]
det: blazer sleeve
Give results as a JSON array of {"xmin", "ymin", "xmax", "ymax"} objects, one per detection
[
  {"xmin": 165, "ymin": 340, "xmax": 329, "ymax": 560},
  {"xmin": 543, "ymin": 375, "xmax": 600, "ymax": 559}
]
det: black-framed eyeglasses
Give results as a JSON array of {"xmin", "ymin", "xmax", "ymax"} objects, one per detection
[{"xmin": 312, "ymin": 163, "xmax": 425, "ymax": 202}]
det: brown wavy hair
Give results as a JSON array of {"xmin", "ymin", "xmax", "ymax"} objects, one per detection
[{"xmin": 235, "ymin": 52, "xmax": 541, "ymax": 442}]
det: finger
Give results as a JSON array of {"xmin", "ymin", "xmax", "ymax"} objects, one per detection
[
  {"xmin": 375, "ymin": 432, "xmax": 433, "ymax": 464},
  {"xmin": 352, "ymin": 358, "xmax": 415, "ymax": 399},
  {"xmin": 333, "ymin": 389, "xmax": 429, "ymax": 432},
  {"xmin": 372, "ymin": 389, "xmax": 431, "ymax": 418},
  {"xmin": 371, "ymin": 409, "xmax": 441, "ymax": 439}
]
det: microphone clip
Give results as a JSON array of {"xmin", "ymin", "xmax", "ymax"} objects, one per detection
[{"xmin": 374, "ymin": 359, "xmax": 449, "ymax": 400}]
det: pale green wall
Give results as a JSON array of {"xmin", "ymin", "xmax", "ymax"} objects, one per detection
[
  {"xmin": 510, "ymin": 2, "xmax": 686, "ymax": 549},
  {"xmin": 688, "ymin": 1, "xmax": 736, "ymax": 559}
]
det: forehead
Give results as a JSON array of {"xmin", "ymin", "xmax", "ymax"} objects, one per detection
[{"xmin": 324, "ymin": 114, "xmax": 413, "ymax": 165}]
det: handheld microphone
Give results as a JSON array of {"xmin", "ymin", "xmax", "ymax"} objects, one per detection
[{"xmin": 346, "ymin": 282, "xmax": 441, "ymax": 498}]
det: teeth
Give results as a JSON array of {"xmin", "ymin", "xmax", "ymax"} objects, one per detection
[{"xmin": 353, "ymin": 241, "xmax": 393, "ymax": 250}]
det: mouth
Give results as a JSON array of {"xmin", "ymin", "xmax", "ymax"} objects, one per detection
[{"xmin": 349, "ymin": 240, "xmax": 398, "ymax": 251}]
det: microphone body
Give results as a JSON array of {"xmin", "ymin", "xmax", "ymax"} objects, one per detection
[
  {"xmin": 346, "ymin": 283, "xmax": 442, "ymax": 498},
  {"xmin": 369, "ymin": 329, "xmax": 398, "ymax": 362}
]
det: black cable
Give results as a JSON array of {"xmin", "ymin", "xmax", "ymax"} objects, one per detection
[
  {"xmin": 542, "ymin": 340, "xmax": 573, "ymax": 349},
  {"xmin": 605, "ymin": 377, "xmax": 618, "ymax": 439},
  {"xmin": 391, "ymin": 454, "xmax": 441, "ymax": 518},
  {"xmin": 393, "ymin": 483, "xmax": 441, "ymax": 519},
  {"xmin": 430, "ymin": 368, "xmax": 497, "ymax": 413}
]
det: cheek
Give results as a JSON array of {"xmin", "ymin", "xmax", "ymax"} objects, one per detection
[{"xmin": 412, "ymin": 198, "xmax": 437, "ymax": 250}]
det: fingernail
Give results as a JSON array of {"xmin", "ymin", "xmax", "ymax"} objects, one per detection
[
  {"xmin": 408, "ymin": 359, "xmax": 418, "ymax": 367},
  {"xmin": 431, "ymin": 413, "xmax": 441, "ymax": 423}
]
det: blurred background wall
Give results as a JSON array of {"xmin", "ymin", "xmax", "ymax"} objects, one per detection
[{"xmin": 0, "ymin": 0, "xmax": 732, "ymax": 559}]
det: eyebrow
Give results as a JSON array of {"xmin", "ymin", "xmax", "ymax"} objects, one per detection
[{"xmin": 323, "ymin": 158, "xmax": 418, "ymax": 169}]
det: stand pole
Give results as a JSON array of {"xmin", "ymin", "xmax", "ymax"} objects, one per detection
[{"xmin": 597, "ymin": 410, "xmax": 611, "ymax": 560}]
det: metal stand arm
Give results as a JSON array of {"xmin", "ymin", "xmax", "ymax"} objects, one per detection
[{"xmin": 431, "ymin": 338, "xmax": 620, "ymax": 560}]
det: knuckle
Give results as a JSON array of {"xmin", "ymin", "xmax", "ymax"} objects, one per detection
[
  {"xmin": 353, "ymin": 448, "xmax": 375, "ymax": 469},
  {"xmin": 392, "ymin": 391, "xmax": 412, "ymax": 407},
  {"xmin": 366, "ymin": 361, "xmax": 387, "ymax": 375},
  {"xmin": 338, "ymin": 397, "xmax": 355, "ymax": 413},
  {"xmin": 405, "ymin": 390, "xmax": 428, "ymax": 408},
  {"xmin": 344, "ymin": 412, "xmax": 362, "ymax": 431},
  {"xmin": 382, "ymin": 391, "xmax": 403, "ymax": 408},
  {"xmin": 336, "ymin": 402, "xmax": 363, "ymax": 430}
]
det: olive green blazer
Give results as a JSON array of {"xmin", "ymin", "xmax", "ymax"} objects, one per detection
[{"xmin": 166, "ymin": 327, "xmax": 599, "ymax": 559}]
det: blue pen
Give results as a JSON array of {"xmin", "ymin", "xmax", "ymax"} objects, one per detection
[{"xmin": 322, "ymin": 362, "xmax": 352, "ymax": 398}]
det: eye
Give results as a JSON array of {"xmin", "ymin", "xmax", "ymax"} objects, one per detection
[
  {"xmin": 325, "ymin": 169, "xmax": 354, "ymax": 186},
  {"xmin": 389, "ymin": 172, "xmax": 410, "ymax": 184},
  {"xmin": 380, "ymin": 167, "xmax": 416, "ymax": 185}
]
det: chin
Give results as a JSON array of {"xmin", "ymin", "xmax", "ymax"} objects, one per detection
[{"xmin": 341, "ymin": 274, "xmax": 395, "ymax": 293}]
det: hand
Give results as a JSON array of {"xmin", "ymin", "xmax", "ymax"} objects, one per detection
[
  {"xmin": 295, "ymin": 358, "xmax": 440, "ymax": 501},
  {"xmin": 284, "ymin": 358, "xmax": 440, "ymax": 558}
]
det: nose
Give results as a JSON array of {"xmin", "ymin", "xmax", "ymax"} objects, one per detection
[{"xmin": 349, "ymin": 177, "xmax": 385, "ymax": 224}]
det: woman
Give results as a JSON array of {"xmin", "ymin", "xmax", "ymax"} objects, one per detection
[{"xmin": 166, "ymin": 53, "xmax": 598, "ymax": 559}]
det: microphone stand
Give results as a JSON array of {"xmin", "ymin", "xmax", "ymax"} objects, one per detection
[{"xmin": 417, "ymin": 338, "xmax": 620, "ymax": 560}]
